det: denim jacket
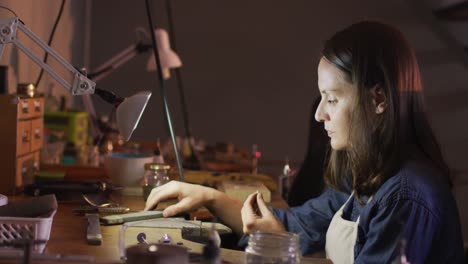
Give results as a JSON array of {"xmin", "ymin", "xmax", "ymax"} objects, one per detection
[{"xmin": 272, "ymin": 158, "xmax": 464, "ymax": 263}]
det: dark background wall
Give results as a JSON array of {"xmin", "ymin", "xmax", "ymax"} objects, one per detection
[{"xmin": 88, "ymin": 1, "xmax": 422, "ymax": 163}]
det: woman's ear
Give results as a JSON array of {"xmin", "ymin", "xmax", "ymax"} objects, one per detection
[{"xmin": 371, "ymin": 85, "xmax": 387, "ymax": 114}]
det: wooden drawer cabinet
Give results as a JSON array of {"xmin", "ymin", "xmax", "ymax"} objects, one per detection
[{"xmin": 0, "ymin": 94, "xmax": 44, "ymax": 194}]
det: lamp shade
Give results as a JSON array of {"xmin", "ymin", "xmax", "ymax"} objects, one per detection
[
  {"xmin": 116, "ymin": 91, "xmax": 152, "ymax": 141},
  {"xmin": 146, "ymin": 28, "xmax": 182, "ymax": 71}
]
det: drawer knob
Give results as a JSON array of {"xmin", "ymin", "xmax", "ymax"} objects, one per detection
[
  {"xmin": 22, "ymin": 130, "xmax": 29, "ymax": 142},
  {"xmin": 34, "ymin": 100, "xmax": 41, "ymax": 112},
  {"xmin": 34, "ymin": 128, "xmax": 41, "ymax": 139},
  {"xmin": 22, "ymin": 101, "xmax": 29, "ymax": 113}
]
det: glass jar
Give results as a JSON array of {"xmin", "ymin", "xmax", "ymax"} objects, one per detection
[
  {"xmin": 245, "ymin": 231, "xmax": 301, "ymax": 264},
  {"xmin": 142, "ymin": 163, "xmax": 171, "ymax": 200}
]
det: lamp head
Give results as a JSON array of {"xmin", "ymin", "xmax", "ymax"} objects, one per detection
[
  {"xmin": 94, "ymin": 88, "xmax": 151, "ymax": 142},
  {"xmin": 116, "ymin": 91, "xmax": 152, "ymax": 142}
]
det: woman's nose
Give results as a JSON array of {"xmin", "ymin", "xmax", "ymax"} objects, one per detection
[{"xmin": 315, "ymin": 100, "xmax": 328, "ymax": 122}]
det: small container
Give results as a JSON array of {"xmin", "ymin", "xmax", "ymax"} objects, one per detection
[
  {"xmin": 245, "ymin": 231, "xmax": 301, "ymax": 264},
  {"xmin": 104, "ymin": 153, "xmax": 155, "ymax": 187},
  {"xmin": 17, "ymin": 83, "xmax": 36, "ymax": 98},
  {"xmin": 142, "ymin": 163, "xmax": 171, "ymax": 200}
]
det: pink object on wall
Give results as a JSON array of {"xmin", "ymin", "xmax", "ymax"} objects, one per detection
[{"xmin": 146, "ymin": 28, "xmax": 182, "ymax": 72}]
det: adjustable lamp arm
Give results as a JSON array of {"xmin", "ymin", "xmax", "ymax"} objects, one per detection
[
  {"xmin": 88, "ymin": 42, "xmax": 152, "ymax": 82},
  {"xmin": 0, "ymin": 17, "xmax": 151, "ymax": 142},
  {"xmin": 0, "ymin": 17, "xmax": 95, "ymax": 95}
]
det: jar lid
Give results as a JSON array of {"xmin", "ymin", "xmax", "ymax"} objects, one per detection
[{"xmin": 144, "ymin": 163, "xmax": 171, "ymax": 170}]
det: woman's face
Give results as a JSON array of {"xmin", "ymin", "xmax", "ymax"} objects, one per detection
[{"xmin": 315, "ymin": 58, "xmax": 355, "ymax": 150}]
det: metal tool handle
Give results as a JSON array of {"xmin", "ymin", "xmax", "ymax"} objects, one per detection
[{"xmin": 86, "ymin": 213, "xmax": 102, "ymax": 245}]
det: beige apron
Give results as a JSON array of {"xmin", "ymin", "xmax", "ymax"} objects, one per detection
[{"xmin": 325, "ymin": 193, "xmax": 360, "ymax": 264}]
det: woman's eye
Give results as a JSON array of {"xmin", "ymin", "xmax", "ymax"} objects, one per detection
[{"xmin": 328, "ymin": 99, "xmax": 337, "ymax": 104}]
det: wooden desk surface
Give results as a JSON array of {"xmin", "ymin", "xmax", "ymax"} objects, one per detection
[{"xmin": 1, "ymin": 195, "xmax": 330, "ymax": 264}]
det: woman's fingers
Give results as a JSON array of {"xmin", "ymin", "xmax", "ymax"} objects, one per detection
[
  {"xmin": 241, "ymin": 207, "xmax": 256, "ymax": 234},
  {"xmin": 241, "ymin": 192, "xmax": 262, "ymax": 234},
  {"xmin": 241, "ymin": 193, "xmax": 256, "ymax": 219},
  {"xmin": 144, "ymin": 181, "xmax": 179, "ymax": 210},
  {"xmin": 162, "ymin": 197, "xmax": 194, "ymax": 217},
  {"xmin": 257, "ymin": 193, "xmax": 285, "ymax": 232},
  {"xmin": 241, "ymin": 192, "xmax": 285, "ymax": 234},
  {"xmin": 256, "ymin": 192, "xmax": 272, "ymax": 217},
  {"xmin": 243, "ymin": 192, "xmax": 258, "ymax": 214}
]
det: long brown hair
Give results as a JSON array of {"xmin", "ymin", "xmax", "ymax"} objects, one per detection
[{"xmin": 321, "ymin": 21, "xmax": 450, "ymax": 200}]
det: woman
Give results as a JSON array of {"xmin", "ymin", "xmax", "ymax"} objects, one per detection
[{"xmin": 145, "ymin": 21, "xmax": 464, "ymax": 263}]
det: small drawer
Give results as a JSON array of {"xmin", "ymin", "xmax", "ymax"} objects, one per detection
[
  {"xmin": 17, "ymin": 98, "xmax": 32, "ymax": 119},
  {"xmin": 16, "ymin": 120, "xmax": 31, "ymax": 156},
  {"xmin": 16, "ymin": 153, "xmax": 36, "ymax": 187},
  {"xmin": 30, "ymin": 98, "xmax": 44, "ymax": 118},
  {"xmin": 30, "ymin": 118, "xmax": 43, "ymax": 151}
]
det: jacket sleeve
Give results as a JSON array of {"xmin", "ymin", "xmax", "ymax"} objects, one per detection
[
  {"xmin": 354, "ymin": 198, "xmax": 439, "ymax": 264},
  {"xmin": 272, "ymin": 187, "xmax": 349, "ymax": 254}
]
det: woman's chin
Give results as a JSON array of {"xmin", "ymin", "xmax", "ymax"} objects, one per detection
[{"xmin": 330, "ymin": 140, "xmax": 347, "ymax": 151}]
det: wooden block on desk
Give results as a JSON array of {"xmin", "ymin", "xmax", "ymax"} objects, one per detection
[
  {"xmin": 218, "ymin": 181, "xmax": 271, "ymax": 202},
  {"xmin": 176, "ymin": 170, "xmax": 277, "ymax": 192}
]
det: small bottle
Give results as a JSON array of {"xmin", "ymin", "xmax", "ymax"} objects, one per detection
[
  {"xmin": 251, "ymin": 144, "xmax": 261, "ymax": 175},
  {"xmin": 87, "ymin": 145, "xmax": 100, "ymax": 167},
  {"xmin": 98, "ymin": 115, "xmax": 114, "ymax": 157},
  {"xmin": 142, "ymin": 163, "xmax": 171, "ymax": 200},
  {"xmin": 183, "ymin": 136, "xmax": 202, "ymax": 170},
  {"xmin": 182, "ymin": 137, "xmax": 192, "ymax": 158},
  {"xmin": 278, "ymin": 157, "xmax": 294, "ymax": 200},
  {"xmin": 245, "ymin": 231, "xmax": 301, "ymax": 264},
  {"xmin": 153, "ymin": 139, "xmax": 165, "ymax": 164}
]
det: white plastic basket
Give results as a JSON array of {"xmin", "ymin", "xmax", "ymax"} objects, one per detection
[{"xmin": 0, "ymin": 199, "xmax": 56, "ymax": 253}]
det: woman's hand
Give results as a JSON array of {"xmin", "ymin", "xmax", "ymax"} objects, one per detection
[
  {"xmin": 241, "ymin": 191, "xmax": 285, "ymax": 234},
  {"xmin": 144, "ymin": 181, "xmax": 215, "ymax": 217}
]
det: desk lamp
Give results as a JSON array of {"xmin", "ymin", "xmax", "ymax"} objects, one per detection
[
  {"xmin": 0, "ymin": 17, "xmax": 151, "ymax": 142},
  {"xmin": 83, "ymin": 28, "xmax": 181, "ymax": 140}
]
